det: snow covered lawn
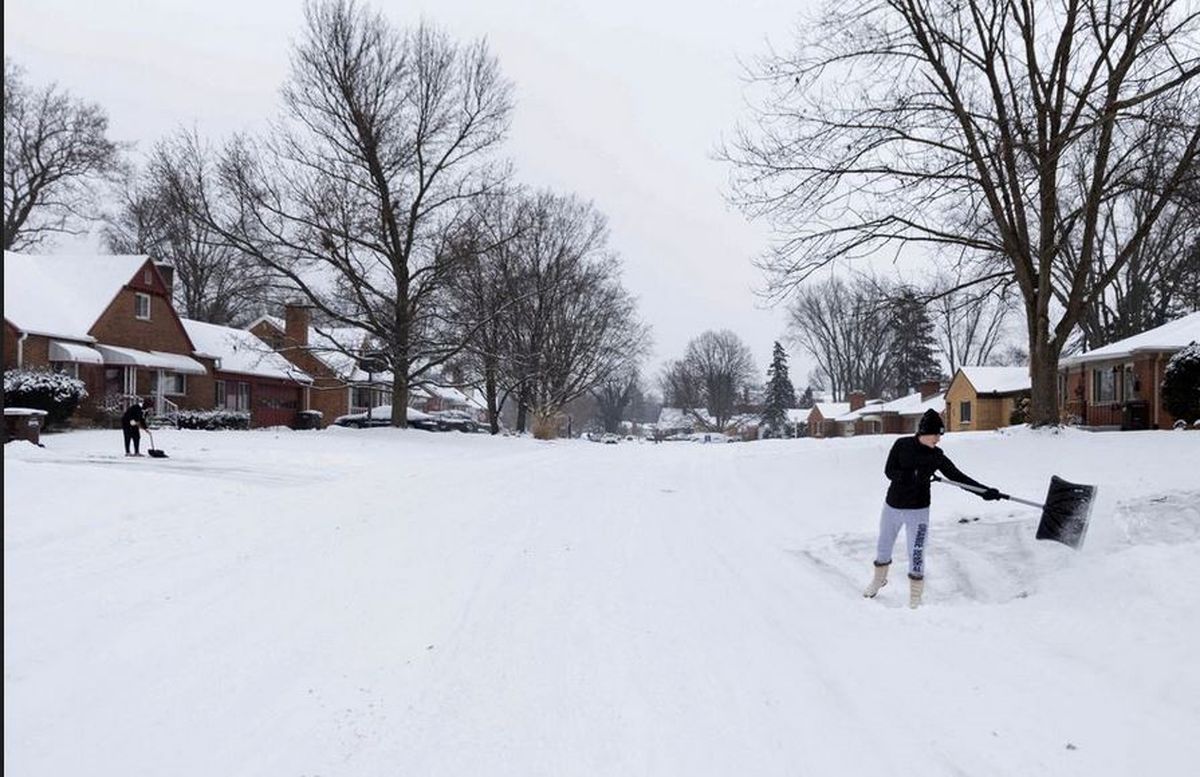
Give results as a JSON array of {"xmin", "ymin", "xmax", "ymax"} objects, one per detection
[{"xmin": 5, "ymin": 427, "xmax": 1199, "ymax": 776}]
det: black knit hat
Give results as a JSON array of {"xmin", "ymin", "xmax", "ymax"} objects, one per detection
[{"xmin": 918, "ymin": 409, "xmax": 945, "ymax": 435}]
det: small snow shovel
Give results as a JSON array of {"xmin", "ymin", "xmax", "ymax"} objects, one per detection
[
  {"xmin": 145, "ymin": 429, "xmax": 169, "ymax": 458},
  {"xmin": 933, "ymin": 475, "xmax": 1097, "ymax": 550}
]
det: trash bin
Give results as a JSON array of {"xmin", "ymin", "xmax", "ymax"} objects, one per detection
[
  {"xmin": 1122, "ymin": 400, "xmax": 1149, "ymax": 431},
  {"xmin": 293, "ymin": 409, "xmax": 323, "ymax": 430},
  {"xmin": 4, "ymin": 408, "xmax": 49, "ymax": 445}
]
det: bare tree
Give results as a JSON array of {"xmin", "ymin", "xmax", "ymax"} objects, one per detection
[
  {"xmin": 106, "ymin": 132, "xmax": 275, "ymax": 326},
  {"xmin": 680, "ymin": 329, "xmax": 757, "ymax": 429},
  {"xmin": 786, "ymin": 276, "xmax": 894, "ymax": 400},
  {"xmin": 930, "ymin": 267, "xmax": 1014, "ymax": 374},
  {"xmin": 659, "ymin": 358, "xmax": 704, "ymax": 414},
  {"xmin": 4, "ymin": 59, "xmax": 125, "ymax": 250},
  {"xmin": 161, "ymin": 2, "xmax": 513, "ymax": 427},
  {"xmin": 725, "ymin": 0, "xmax": 1200, "ymax": 425},
  {"xmin": 592, "ymin": 370, "xmax": 641, "ymax": 434},
  {"xmin": 496, "ymin": 193, "xmax": 649, "ymax": 437}
]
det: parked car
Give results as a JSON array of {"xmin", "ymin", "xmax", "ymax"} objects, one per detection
[
  {"xmin": 601, "ymin": 433, "xmax": 620, "ymax": 444},
  {"xmin": 431, "ymin": 409, "xmax": 482, "ymax": 433},
  {"xmin": 333, "ymin": 405, "xmax": 440, "ymax": 431}
]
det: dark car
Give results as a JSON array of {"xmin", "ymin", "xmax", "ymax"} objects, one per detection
[
  {"xmin": 333, "ymin": 405, "xmax": 441, "ymax": 431},
  {"xmin": 432, "ymin": 409, "xmax": 481, "ymax": 433}
]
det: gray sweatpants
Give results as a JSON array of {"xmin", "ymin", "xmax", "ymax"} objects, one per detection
[{"xmin": 875, "ymin": 504, "xmax": 930, "ymax": 579}]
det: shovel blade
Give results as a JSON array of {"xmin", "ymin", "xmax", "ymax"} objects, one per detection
[
  {"xmin": 1036, "ymin": 475, "xmax": 1097, "ymax": 549},
  {"xmin": 147, "ymin": 449, "xmax": 168, "ymax": 458}
]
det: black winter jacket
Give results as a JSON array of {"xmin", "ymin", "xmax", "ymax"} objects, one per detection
[
  {"xmin": 884, "ymin": 436, "xmax": 985, "ymax": 509},
  {"xmin": 121, "ymin": 404, "xmax": 147, "ymax": 430}
]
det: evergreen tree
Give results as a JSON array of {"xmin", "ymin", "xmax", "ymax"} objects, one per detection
[
  {"xmin": 760, "ymin": 341, "xmax": 797, "ymax": 437},
  {"xmin": 797, "ymin": 386, "xmax": 815, "ymax": 409},
  {"xmin": 887, "ymin": 287, "xmax": 942, "ymax": 397}
]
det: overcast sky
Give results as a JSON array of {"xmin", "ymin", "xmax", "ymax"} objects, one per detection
[{"xmin": 5, "ymin": 0, "xmax": 826, "ymax": 387}]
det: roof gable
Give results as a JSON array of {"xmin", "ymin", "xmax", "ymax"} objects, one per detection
[{"xmin": 4, "ymin": 251, "xmax": 153, "ymax": 340}]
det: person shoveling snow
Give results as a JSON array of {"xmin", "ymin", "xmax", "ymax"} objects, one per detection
[{"xmin": 863, "ymin": 409, "xmax": 1001, "ymax": 608}]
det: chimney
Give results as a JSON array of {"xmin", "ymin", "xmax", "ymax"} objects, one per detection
[
  {"xmin": 919, "ymin": 379, "xmax": 941, "ymax": 400},
  {"xmin": 848, "ymin": 390, "xmax": 866, "ymax": 411},
  {"xmin": 154, "ymin": 263, "xmax": 174, "ymax": 297},
  {"xmin": 284, "ymin": 302, "xmax": 311, "ymax": 347}
]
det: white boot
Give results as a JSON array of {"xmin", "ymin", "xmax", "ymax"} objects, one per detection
[
  {"xmin": 909, "ymin": 576, "xmax": 925, "ymax": 609},
  {"xmin": 863, "ymin": 562, "xmax": 889, "ymax": 598}
]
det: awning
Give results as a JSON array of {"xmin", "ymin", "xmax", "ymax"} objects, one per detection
[
  {"xmin": 49, "ymin": 340, "xmax": 104, "ymax": 365},
  {"xmin": 94, "ymin": 344, "xmax": 207, "ymax": 375}
]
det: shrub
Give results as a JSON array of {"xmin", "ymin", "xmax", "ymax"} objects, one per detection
[
  {"xmin": 3, "ymin": 368, "xmax": 89, "ymax": 427},
  {"xmin": 170, "ymin": 409, "xmax": 251, "ymax": 430},
  {"xmin": 1163, "ymin": 342, "xmax": 1200, "ymax": 424},
  {"xmin": 1009, "ymin": 396, "xmax": 1031, "ymax": 426}
]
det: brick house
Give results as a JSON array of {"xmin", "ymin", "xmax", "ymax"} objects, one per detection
[
  {"xmin": 4, "ymin": 252, "xmax": 211, "ymax": 422},
  {"xmin": 249, "ymin": 305, "xmax": 393, "ymax": 428},
  {"xmin": 1058, "ymin": 310, "xmax": 1200, "ymax": 430},
  {"xmin": 182, "ymin": 318, "xmax": 313, "ymax": 428},
  {"xmin": 944, "ymin": 366, "xmax": 1030, "ymax": 432},
  {"xmin": 806, "ymin": 401, "xmax": 851, "ymax": 438}
]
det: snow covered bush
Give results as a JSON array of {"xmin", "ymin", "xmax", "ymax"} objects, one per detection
[
  {"xmin": 3, "ymin": 368, "xmax": 89, "ymax": 427},
  {"xmin": 170, "ymin": 409, "xmax": 251, "ymax": 431},
  {"xmin": 1162, "ymin": 342, "xmax": 1200, "ymax": 424}
]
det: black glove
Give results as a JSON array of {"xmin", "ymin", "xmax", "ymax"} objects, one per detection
[{"xmin": 980, "ymin": 487, "xmax": 1002, "ymax": 501}]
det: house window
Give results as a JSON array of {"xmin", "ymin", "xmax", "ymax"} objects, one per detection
[
  {"xmin": 959, "ymin": 400, "xmax": 972, "ymax": 424},
  {"xmin": 1093, "ymin": 368, "xmax": 1116, "ymax": 403},
  {"xmin": 135, "ymin": 292, "xmax": 151, "ymax": 320},
  {"xmin": 235, "ymin": 382, "xmax": 250, "ymax": 411},
  {"xmin": 150, "ymin": 371, "xmax": 187, "ymax": 396},
  {"xmin": 50, "ymin": 361, "xmax": 79, "ymax": 379},
  {"xmin": 1123, "ymin": 365, "xmax": 1137, "ymax": 401},
  {"xmin": 215, "ymin": 380, "xmax": 226, "ymax": 408}
]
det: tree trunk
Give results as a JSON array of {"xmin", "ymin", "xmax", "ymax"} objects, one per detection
[
  {"xmin": 1027, "ymin": 335, "xmax": 1061, "ymax": 427},
  {"xmin": 485, "ymin": 360, "xmax": 500, "ymax": 435},
  {"xmin": 515, "ymin": 384, "xmax": 530, "ymax": 433}
]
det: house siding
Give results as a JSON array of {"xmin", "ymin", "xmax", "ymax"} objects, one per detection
[
  {"xmin": 250, "ymin": 320, "xmax": 347, "ymax": 427},
  {"xmin": 944, "ymin": 374, "xmax": 1022, "ymax": 432}
]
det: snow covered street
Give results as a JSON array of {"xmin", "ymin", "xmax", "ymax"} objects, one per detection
[{"xmin": 5, "ymin": 428, "xmax": 1199, "ymax": 776}]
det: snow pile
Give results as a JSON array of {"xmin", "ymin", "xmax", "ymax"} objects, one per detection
[{"xmin": 5, "ymin": 428, "xmax": 1198, "ymax": 776}]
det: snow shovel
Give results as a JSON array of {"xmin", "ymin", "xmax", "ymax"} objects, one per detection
[
  {"xmin": 145, "ymin": 429, "xmax": 169, "ymax": 458},
  {"xmin": 932, "ymin": 475, "xmax": 1097, "ymax": 550}
]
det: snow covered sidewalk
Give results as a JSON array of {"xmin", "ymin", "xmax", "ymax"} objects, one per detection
[{"xmin": 5, "ymin": 427, "xmax": 1199, "ymax": 776}]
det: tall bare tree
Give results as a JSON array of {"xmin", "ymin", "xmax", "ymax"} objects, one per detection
[
  {"xmin": 725, "ymin": 0, "xmax": 1200, "ymax": 425},
  {"xmin": 591, "ymin": 370, "xmax": 641, "ymax": 434},
  {"xmin": 678, "ymin": 329, "xmax": 757, "ymax": 429},
  {"xmin": 4, "ymin": 59, "xmax": 125, "ymax": 250},
  {"xmin": 786, "ymin": 276, "xmax": 895, "ymax": 400},
  {"xmin": 161, "ymin": 1, "xmax": 513, "ymax": 426},
  {"xmin": 499, "ymin": 193, "xmax": 649, "ymax": 437},
  {"xmin": 930, "ymin": 267, "xmax": 1014, "ymax": 374},
  {"xmin": 106, "ymin": 132, "xmax": 274, "ymax": 326}
]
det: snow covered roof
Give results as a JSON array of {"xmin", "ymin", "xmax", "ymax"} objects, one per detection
[
  {"xmin": 1060, "ymin": 311, "xmax": 1200, "ymax": 367},
  {"xmin": 785, "ymin": 408, "xmax": 810, "ymax": 422},
  {"xmin": 255, "ymin": 316, "xmax": 393, "ymax": 383},
  {"xmin": 811, "ymin": 402, "xmax": 850, "ymax": 419},
  {"xmin": 955, "ymin": 366, "xmax": 1030, "ymax": 395},
  {"xmin": 183, "ymin": 319, "xmax": 312, "ymax": 384},
  {"xmin": 3, "ymin": 251, "xmax": 151, "ymax": 340},
  {"xmin": 879, "ymin": 391, "xmax": 946, "ymax": 416},
  {"xmin": 834, "ymin": 399, "xmax": 887, "ymax": 423}
]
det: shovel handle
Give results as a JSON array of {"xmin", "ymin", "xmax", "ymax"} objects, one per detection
[{"xmin": 932, "ymin": 475, "xmax": 1043, "ymax": 510}]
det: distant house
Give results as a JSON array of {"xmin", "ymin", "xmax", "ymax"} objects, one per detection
[
  {"xmin": 3, "ymin": 251, "xmax": 210, "ymax": 423},
  {"xmin": 656, "ymin": 407, "xmax": 713, "ymax": 437},
  {"xmin": 410, "ymin": 383, "xmax": 486, "ymax": 420},
  {"xmin": 876, "ymin": 388, "xmax": 946, "ymax": 435},
  {"xmin": 944, "ymin": 366, "xmax": 1030, "ymax": 432},
  {"xmin": 182, "ymin": 319, "xmax": 312, "ymax": 428},
  {"xmin": 833, "ymin": 395, "xmax": 887, "ymax": 436},
  {"xmin": 249, "ymin": 305, "xmax": 393, "ymax": 428},
  {"xmin": 1059, "ymin": 311, "xmax": 1200, "ymax": 430},
  {"xmin": 806, "ymin": 401, "xmax": 851, "ymax": 438}
]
